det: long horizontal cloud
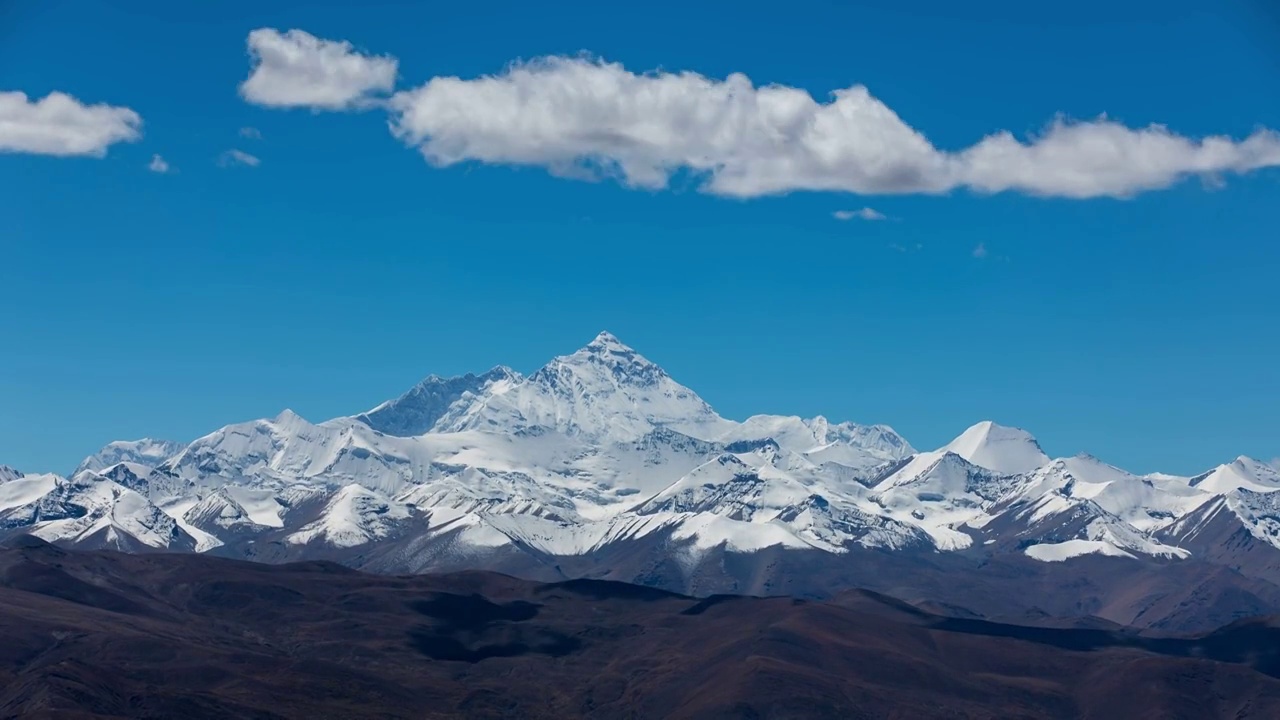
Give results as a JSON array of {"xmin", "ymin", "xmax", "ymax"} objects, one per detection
[
  {"xmin": 0, "ymin": 91, "xmax": 141, "ymax": 156},
  {"xmin": 240, "ymin": 28, "xmax": 397, "ymax": 111},
  {"xmin": 388, "ymin": 57, "xmax": 1280, "ymax": 199},
  {"xmin": 958, "ymin": 118, "xmax": 1280, "ymax": 198},
  {"xmin": 240, "ymin": 31, "xmax": 1280, "ymax": 199}
]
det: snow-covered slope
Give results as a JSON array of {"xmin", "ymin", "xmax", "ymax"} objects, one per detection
[
  {"xmin": 872, "ymin": 450, "xmax": 1019, "ymax": 550},
  {"xmin": 634, "ymin": 449, "xmax": 930, "ymax": 553},
  {"xmin": 0, "ymin": 467, "xmax": 197, "ymax": 552},
  {"xmin": 287, "ymin": 484, "xmax": 414, "ymax": 548},
  {"xmin": 718, "ymin": 414, "xmax": 914, "ymax": 473},
  {"xmin": 1161, "ymin": 481, "xmax": 1280, "ymax": 554},
  {"xmin": 5, "ymin": 331, "xmax": 1279, "ymax": 580},
  {"xmin": 355, "ymin": 366, "xmax": 520, "ymax": 437},
  {"xmin": 943, "ymin": 421, "xmax": 1049, "ymax": 475},
  {"xmin": 73, "ymin": 438, "xmax": 184, "ymax": 477},
  {"xmin": 1190, "ymin": 457, "xmax": 1280, "ymax": 494},
  {"xmin": 0, "ymin": 472, "xmax": 58, "ymax": 517},
  {"xmin": 433, "ymin": 331, "xmax": 733, "ymax": 443},
  {"xmin": 999, "ymin": 455, "xmax": 1210, "ymax": 533}
]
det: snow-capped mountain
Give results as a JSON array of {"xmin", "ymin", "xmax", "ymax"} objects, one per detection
[
  {"xmin": 718, "ymin": 414, "xmax": 913, "ymax": 473},
  {"xmin": 71, "ymin": 438, "xmax": 185, "ymax": 477},
  {"xmin": 4, "ymin": 330, "xmax": 1280, "ymax": 608},
  {"xmin": 355, "ymin": 366, "xmax": 519, "ymax": 437},
  {"xmin": 966, "ymin": 454, "xmax": 1199, "ymax": 561},
  {"xmin": 942, "ymin": 420, "xmax": 1049, "ymax": 475},
  {"xmin": 285, "ymin": 483, "xmax": 414, "ymax": 548},
  {"xmin": 0, "ymin": 465, "xmax": 196, "ymax": 552},
  {"xmin": 870, "ymin": 449, "xmax": 1020, "ymax": 550},
  {"xmin": 430, "ymin": 331, "xmax": 732, "ymax": 443},
  {"xmin": 1189, "ymin": 456, "xmax": 1280, "ymax": 494}
]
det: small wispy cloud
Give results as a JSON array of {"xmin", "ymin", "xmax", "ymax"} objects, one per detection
[
  {"xmin": 148, "ymin": 154, "xmax": 171, "ymax": 173},
  {"xmin": 833, "ymin": 207, "xmax": 887, "ymax": 221},
  {"xmin": 890, "ymin": 242, "xmax": 922, "ymax": 253},
  {"xmin": 972, "ymin": 242, "xmax": 989, "ymax": 259},
  {"xmin": 239, "ymin": 126, "xmax": 263, "ymax": 140},
  {"xmin": 218, "ymin": 149, "xmax": 260, "ymax": 167}
]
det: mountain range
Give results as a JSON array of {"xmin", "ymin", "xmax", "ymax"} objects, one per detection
[{"xmin": 5, "ymin": 331, "xmax": 1280, "ymax": 632}]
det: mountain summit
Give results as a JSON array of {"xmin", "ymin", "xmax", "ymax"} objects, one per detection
[
  {"xmin": 537, "ymin": 331, "xmax": 671, "ymax": 389},
  {"xmin": 583, "ymin": 330, "xmax": 640, "ymax": 357},
  {"xmin": 942, "ymin": 420, "xmax": 1050, "ymax": 475},
  {"xmin": 431, "ymin": 331, "xmax": 727, "ymax": 443},
  {"xmin": 1190, "ymin": 456, "xmax": 1280, "ymax": 494}
]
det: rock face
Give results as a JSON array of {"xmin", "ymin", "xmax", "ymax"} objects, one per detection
[{"xmin": 6, "ymin": 331, "xmax": 1280, "ymax": 632}]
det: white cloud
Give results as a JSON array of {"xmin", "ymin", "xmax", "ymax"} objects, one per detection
[
  {"xmin": 972, "ymin": 243, "xmax": 989, "ymax": 259},
  {"xmin": 218, "ymin": 149, "xmax": 260, "ymax": 167},
  {"xmin": 833, "ymin": 207, "xmax": 886, "ymax": 221},
  {"xmin": 148, "ymin": 154, "xmax": 171, "ymax": 173},
  {"xmin": 958, "ymin": 117, "xmax": 1280, "ymax": 198},
  {"xmin": 383, "ymin": 55, "xmax": 1280, "ymax": 199},
  {"xmin": 0, "ymin": 90, "xmax": 141, "ymax": 156},
  {"xmin": 240, "ymin": 126, "xmax": 263, "ymax": 139},
  {"xmin": 239, "ymin": 28, "xmax": 397, "ymax": 111}
]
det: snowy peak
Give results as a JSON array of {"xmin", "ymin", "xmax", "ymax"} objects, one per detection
[
  {"xmin": 0, "ymin": 471, "xmax": 196, "ymax": 552},
  {"xmin": 286, "ymin": 484, "xmax": 412, "ymax": 548},
  {"xmin": 0, "ymin": 465, "xmax": 23, "ymax": 483},
  {"xmin": 82, "ymin": 462, "xmax": 155, "ymax": 495},
  {"xmin": 874, "ymin": 450, "xmax": 1013, "ymax": 502},
  {"xmin": 1190, "ymin": 456, "xmax": 1280, "ymax": 494},
  {"xmin": 183, "ymin": 489, "xmax": 259, "ymax": 532},
  {"xmin": 711, "ymin": 415, "xmax": 914, "ymax": 479},
  {"xmin": 984, "ymin": 456, "xmax": 1204, "ymax": 557},
  {"xmin": 942, "ymin": 421, "xmax": 1049, "ymax": 475},
  {"xmin": 868, "ymin": 450, "xmax": 1014, "ymax": 550},
  {"xmin": 1051, "ymin": 454, "xmax": 1135, "ymax": 486},
  {"xmin": 817, "ymin": 418, "xmax": 915, "ymax": 458},
  {"xmin": 73, "ymin": 438, "xmax": 185, "ymax": 477},
  {"xmin": 539, "ymin": 330, "xmax": 668, "ymax": 388},
  {"xmin": 271, "ymin": 408, "xmax": 312, "ymax": 431},
  {"xmin": 636, "ymin": 453, "xmax": 758, "ymax": 514},
  {"xmin": 355, "ymin": 366, "xmax": 520, "ymax": 437},
  {"xmin": 436, "ymin": 331, "xmax": 727, "ymax": 443},
  {"xmin": 731, "ymin": 415, "xmax": 914, "ymax": 458},
  {"xmin": 585, "ymin": 330, "xmax": 637, "ymax": 356}
]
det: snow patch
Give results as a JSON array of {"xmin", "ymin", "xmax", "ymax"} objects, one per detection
[
  {"xmin": 1025, "ymin": 539, "xmax": 1136, "ymax": 562},
  {"xmin": 0, "ymin": 473, "xmax": 58, "ymax": 512},
  {"xmin": 160, "ymin": 499, "xmax": 224, "ymax": 552}
]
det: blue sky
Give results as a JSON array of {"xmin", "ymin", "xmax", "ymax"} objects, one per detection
[{"xmin": 3, "ymin": 0, "xmax": 1278, "ymax": 474}]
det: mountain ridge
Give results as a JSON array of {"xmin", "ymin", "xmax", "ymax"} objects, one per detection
[{"xmin": 5, "ymin": 331, "xmax": 1280, "ymax": 631}]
